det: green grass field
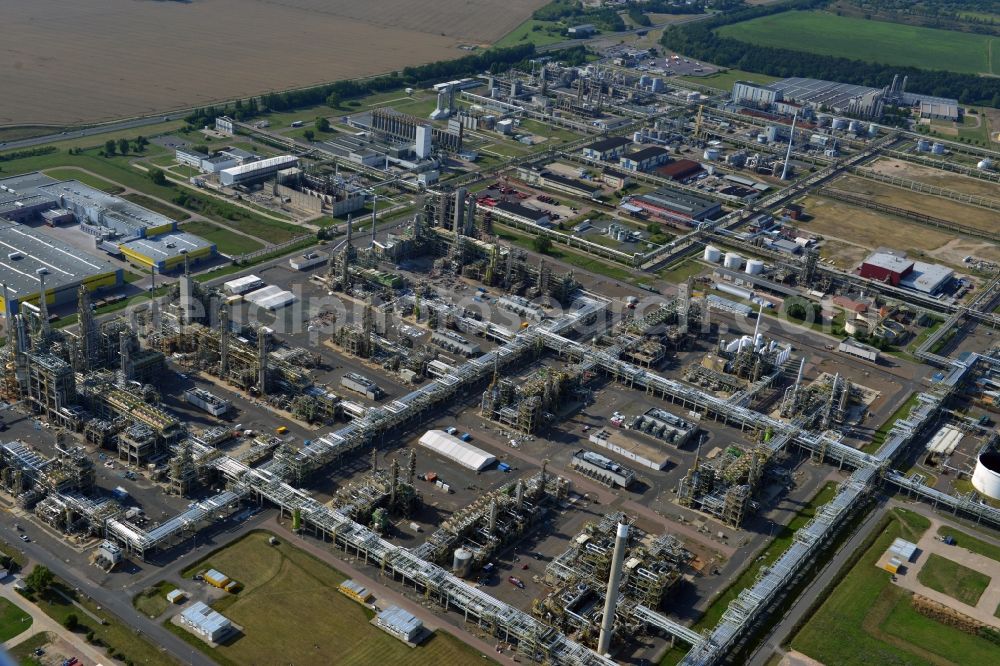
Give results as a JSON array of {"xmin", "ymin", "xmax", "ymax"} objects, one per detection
[
  {"xmin": 0, "ymin": 597, "xmax": 32, "ymax": 642},
  {"xmin": 680, "ymin": 68, "xmax": 780, "ymax": 91},
  {"xmin": 133, "ymin": 581, "xmax": 178, "ymax": 619},
  {"xmin": 790, "ymin": 508, "xmax": 999, "ymax": 665},
  {"xmin": 122, "ymin": 192, "xmax": 191, "ymax": 221},
  {"xmin": 41, "ymin": 167, "xmax": 123, "ymax": 193},
  {"xmin": 179, "ymin": 220, "xmax": 264, "ymax": 255},
  {"xmin": 917, "ymin": 553, "xmax": 990, "ymax": 606},
  {"xmin": 717, "ymin": 11, "xmax": 999, "ymax": 75},
  {"xmin": 494, "ymin": 19, "xmax": 568, "ymax": 48},
  {"xmin": 936, "ymin": 525, "xmax": 1000, "ymax": 562},
  {"xmin": 174, "ymin": 532, "xmax": 494, "ymax": 666}
]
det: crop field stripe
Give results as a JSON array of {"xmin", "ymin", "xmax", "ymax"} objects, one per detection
[{"xmin": 717, "ymin": 11, "xmax": 994, "ymax": 76}]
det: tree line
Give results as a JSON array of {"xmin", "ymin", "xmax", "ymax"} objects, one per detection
[
  {"xmin": 185, "ymin": 43, "xmax": 537, "ymax": 126},
  {"xmin": 661, "ymin": 0, "xmax": 1000, "ymax": 107}
]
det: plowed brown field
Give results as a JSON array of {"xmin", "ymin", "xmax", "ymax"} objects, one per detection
[{"xmin": 0, "ymin": 0, "xmax": 546, "ymax": 126}]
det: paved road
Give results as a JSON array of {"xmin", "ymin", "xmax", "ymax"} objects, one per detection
[
  {"xmin": 0, "ymin": 115, "xmax": 175, "ymax": 152},
  {"xmin": 0, "ymin": 578, "xmax": 108, "ymax": 665},
  {"xmin": 746, "ymin": 498, "xmax": 891, "ymax": 666}
]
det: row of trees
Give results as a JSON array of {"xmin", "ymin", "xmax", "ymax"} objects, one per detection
[
  {"xmin": 661, "ymin": 0, "xmax": 1000, "ymax": 107},
  {"xmin": 103, "ymin": 135, "xmax": 149, "ymax": 157}
]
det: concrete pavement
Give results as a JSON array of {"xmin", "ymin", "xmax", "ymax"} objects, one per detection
[{"xmin": 0, "ymin": 579, "xmax": 109, "ymax": 665}]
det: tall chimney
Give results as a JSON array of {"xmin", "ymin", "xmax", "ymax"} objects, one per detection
[{"xmin": 598, "ymin": 522, "xmax": 629, "ymax": 655}]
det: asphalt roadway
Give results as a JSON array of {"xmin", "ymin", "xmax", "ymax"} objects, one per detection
[{"xmin": 0, "ymin": 115, "xmax": 176, "ymax": 152}]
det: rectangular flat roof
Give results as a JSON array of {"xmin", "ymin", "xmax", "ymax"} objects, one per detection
[
  {"xmin": 634, "ymin": 187, "xmax": 719, "ymax": 215},
  {"xmin": 38, "ymin": 179, "xmax": 176, "ymax": 233},
  {"xmin": 541, "ymin": 171, "xmax": 601, "ymax": 194},
  {"xmin": 0, "ymin": 222, "xmax": 117, "ymax": 300},
  {"xmin": 120, "ymin": 231, "xmax": 214, "ymax": 261},
  {"xmin": 623, "ymin": 146, "xmax": 669, "ymax": 161},
  {"xmin": 767, "ymin": 77, "xmax": 881, "ymax": 110},
  {"xmin": 864, "ymin": 251, "xmax": 913, "ymax": 274},
  {"xmin": 494, "ymin": 200, "xmax": 548, "ymax": 221},
  {"xmin": 220, "ymin": 155, "xmax": 298, "ymax": 178},
  {"xmin": 583, "ymin": 136, "xmax": 632, "ymax": 153}
]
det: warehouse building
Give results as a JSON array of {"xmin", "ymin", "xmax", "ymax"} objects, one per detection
[
  {"xmin": 220, "ymin": 155, "xmax": 298, "ymax": 187},
  {"xmin": 178, "ymin": 601, "xmax": 234, "ymax": 643},
  {"xmin": 244, "ymin": 284, "xmax": 296, "ymax": 310},
  {"xmin": 624, "ymin": 188, "xmax": 721, "ymax": 226},
  {"xmin": 733, "ymin": 77, "xmax": 885, "ymax": 118},
  {"xmin": 517, "ymin": 168, "xmax": 602, "ymax": 199},
  {"xmin": 492, "ymin": 200, "xmax": 551, "ymax": 227},
  {"xmin": 0, "ymin": 223, "xmax": 123, "ymax": 316},
  {"xmin": 176, "ymin": 147, "xmax": 209, "ymax": 168},
  {"xmin": 859, "ymin": 251, "xmax": 953, "ymax": 294},
  {"xmin": 119, "ymin": 231, "xmax": 216, "ymax": 272},
  {"xmin": 654, "ymin": 159, "xmax": 704, "ymax": 182},
  {"xmin": 418, "ymin": 430, "xmax": 496, "ymax": 471},
  {"xmin": 619, "ymin": 146, "xmax": 671, "ymax": 172},
  {"xmin": 581, "ymin": 136, "xmax": 632, "ymax": 161}
]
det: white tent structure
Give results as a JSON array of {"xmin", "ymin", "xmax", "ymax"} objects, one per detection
[{"xmin": 418, "ymin": 430, "xmax": 496, "ymax": 471}]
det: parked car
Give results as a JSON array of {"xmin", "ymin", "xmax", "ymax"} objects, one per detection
[{"xmin": 508, "ymin": 576, "xmax": 525, "ymax": 589}]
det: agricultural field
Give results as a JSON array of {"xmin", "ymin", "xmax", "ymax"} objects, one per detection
[
  {"xmin": 716, "ymin": 11, "xmax": 1000, "ymax": 76},
  {"xmin": 0, "ymin": 0, "xmax": 548, "ymax": 126},
  {"xmin": 790, "ymin": 508, "xmax": 1000, "ymax": 666},
  {"xmin": 172, "ymin": 531, "xmax": 493, "ymax": 666}
]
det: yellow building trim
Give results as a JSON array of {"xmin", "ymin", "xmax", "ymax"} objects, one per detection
[
  {"xmin": 146, "ymin": 223, "xmax": 176, "ymax": 237},
  {"xmin": 119, "ymin": 245, "xmax": 156, "ymax": 270}
]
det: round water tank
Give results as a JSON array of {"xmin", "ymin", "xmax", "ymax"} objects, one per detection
[
  {"xmin": 633, "ymin": 131, "xmax": 644, "ymax": 143},
  {"xmin": 868, "ymin": 123, "xmax": 879, "ymax": 137},
  {"xmin": 745, "ymin": 259, "xmax": 764, "ymax": 275},
  {"xmin": 757, "ymin": 133, "xmax": 768, "ymax": 143},
  {"xmin": 703, "ymin": 245, "xmax": 722, "ymax": 263},
  {"xmin": 977, "ymin": 158, "xmax": 993, "ymax": 171},
  {"xmin": 848, "ymin": 120, "xmax": 861, "ymax": 133},
  {"xmin": 703, "ymin": 147, "xmax": 720, "ymax": 161},
  {"xmin": 832, "ymin": 117, "xmax": 848, "ymax": 130},
  {"xmin": 723, "ymin": 252, "xmax": 742, "ymax": 270},
  {"xmin": 844, "ymin": 318, "xmax": 870, "ymax": 336},
  {"xmin": 916, "ymin": 138, "xmax": 930, "ymax": 152},
  {"xmin": 931, "ymin": 142, "xmax": 945, "ymax": 155},
  {"xmin": 765, "ymin": 125, "xmax": 781, "ymax": 142},
  {"xmin": 972, "ymin": 451, "xmax": 1000, "ymax": 500},
  {"xmin": 453, "ymin": 547, "xmax": 474, "ymax": 577}
]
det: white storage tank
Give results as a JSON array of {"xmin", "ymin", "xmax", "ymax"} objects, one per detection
[
  {"xmin": 972, "ymin": 451, "xmax": 1000, "ymax": 500},
  {"xmin": 977, "ymin": 158, "xmax": 993, "ymax": 171},
  {"xmin": 848, "ymin": 120, "xmax": 862, "ymax": 134},
  {"xmin": 757, "ymin": 133, "xmax": 768, "ymax": 143},
  {"xmin": 703, "ymin": 147, "xmax": 720, "ymax": 161},
  {"xmin": 832, "ymin": 117, "xmax": 848, "ymax": 130},
  {"xmin": 931, "ymin": 142, "xmax": 945, "ymax": 155},
  {"xmin": 868, "ymin": 123, "xmax": 879, "ymax": 137},
  {"xmin": 723, "ymin": 252, "xmax": 742, "ymax": 269},
  {"xmin": 745, "ymin": 259, "xmax": 764, "ymax": 275},
  {"xmin": 916, "ymin": 138, "xmax": 930, "ymax": 152},
  {"xmin": 703, "ymin": 245, "xmax": 722, "ymax": 263},
  {"xmin": 633, "ymin": 131, "xmax": 644, "ymax": 143},
  {"xmin": 452, "ymin": 547, "xmax": 474, "ymax": 577}
]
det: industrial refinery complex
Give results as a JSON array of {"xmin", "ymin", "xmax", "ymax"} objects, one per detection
[{"xmin": 0, "ymin": 10, "xmax": 999, "ymax": 666}]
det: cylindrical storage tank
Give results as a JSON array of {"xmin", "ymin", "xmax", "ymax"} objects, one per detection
[
  {"xmin": 745, "ymin": 259, "xmax": 764, "ymax": 275},
  {"xmin": 714, "ymin": 282, "xmax": 753, "ymax": 300},
  {"xmin": 972, "ymin": 451, "xmax": 1000, "ymax": 500},
  {"xmin": 815, "ymin": 114, "xmax": 831, "ymax": 127},
  {"xmin": 723, "ymin": 252, "xmax": 742, "ymax": 270},
  {"xmin": 453, "ymin": 547, "xmax": 474, "ymax": 578},
  {"xmin": 868, "ymin": 123, "xmax": 879, "ymax": 137},
  {"xmin": 848, "ymin": 120, "xmax": 861, "ymax": 133},
  {"xmin": 765, "ymin": 125, "xmax": 781, "ymax": 142},
  {"xmin": 832, "ymin": 117, "xmax": 848, "ymax": 130},
  {"xmin": 931, "ymin": 142, "xmax": 945, "ymax": 155},
  {"xmin": 757, "ymin": 133, "xmax": 768, "ymax": 143},
  {"xmin": 633, "ymin": 131, "xmax": 644, "ymax": 143},
  {"xmin": 977, "ymin": 158, "xmax": 993, "ymax": 171},
  {"xmin": 844, "ymin": 318, "xmax": 870, "ymax": 336},
  {"xmin": 703, "ymin": 147, "xmax": 720, "ymax": 161},
  {"xmin": 703, "ymin": 245, "xmax": 722, "ymax": 262},
  {"xmin": 917, "ymin": 138, "xmax": 930, "ymax": 152}
]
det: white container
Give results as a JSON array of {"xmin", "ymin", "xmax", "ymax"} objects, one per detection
[
  {"xmin": 723, "ymin": 252, "xmax": 742, "ymax": 270},
  {"xmin": 745, "ymin": 259, "xmax": 764, "ymax": 275},
  {"xmin": 972, "ymin": 452, "xmax": 1000, "ymax": 500},
  {"xmin": 703, "ymin": 245, "xmax": 722, "ymax": 262}
]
